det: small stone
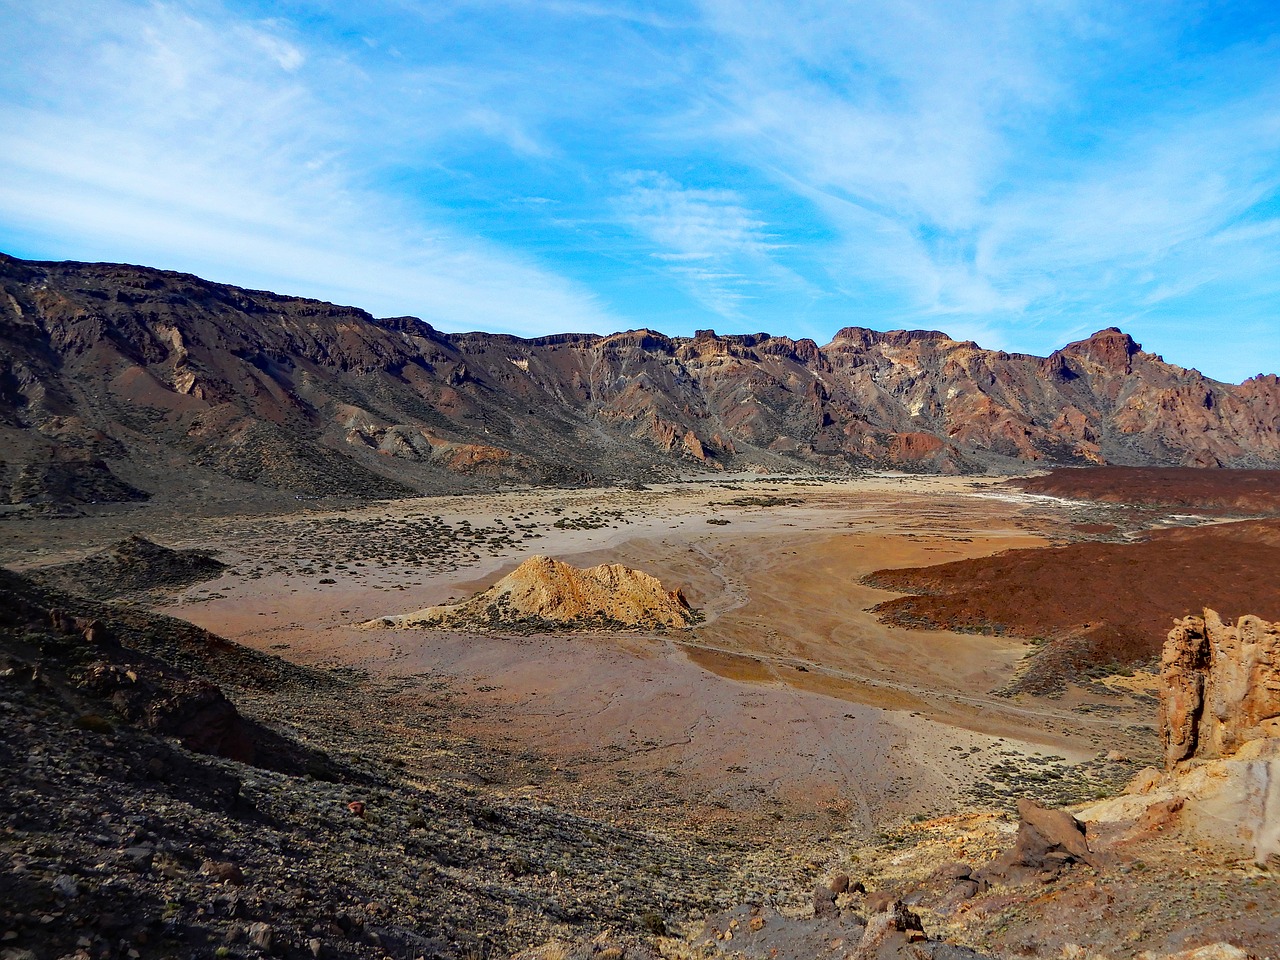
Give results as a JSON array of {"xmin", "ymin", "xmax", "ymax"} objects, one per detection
[
  {"xmin": 864, "ymin": 891, "xmax": 895, "ymax": 914},
  {"xmin": 247, "ymin": 922, "xmax": 273, "ymax": 950},
  {"xmin": 201, "ymin": 860, "xmax": 245, "ymax": 885},
  {"xmin": 347, "ymin": 801, "xmax": 366, "ymax": 818},
  {"xmin": 121, "ymin": 845, "xmax": 153, "ymax": 869},
  {"xmin": 308, "ymin": 938, "xmax": 323, "ymax": 958}
]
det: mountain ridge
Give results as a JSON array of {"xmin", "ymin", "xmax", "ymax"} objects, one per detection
[{"xmin": 3, "ymin": 252, "xmax": 1279, "ymax": 504}]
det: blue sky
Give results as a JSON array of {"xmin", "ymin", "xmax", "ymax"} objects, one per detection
[{"xmin": 2, "ymin": 1, "xmax": 1279, "ymax": 382}]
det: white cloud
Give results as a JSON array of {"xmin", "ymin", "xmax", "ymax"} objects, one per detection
[
  {"xmin": 0, "ymin": 0, "xmax": 617, "ymax": 336},
  {"xmin": 614, "ymin": 171, "xmax": 813, "ymax": 317},
  {"xmin": 686, "ymin": 0, "xmax": 1280, "ymax": 376}
]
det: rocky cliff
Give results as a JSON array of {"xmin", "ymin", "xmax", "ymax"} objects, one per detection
[
  {"xmin": 1089, "ymin": 609, "xmax": 1280, "ymax": 867},
  {"xmin": 4, "ymin": 253, "xmax": 1280, "ymax": 504},
  {"xmin": 1161, "ymin": 609, "xmax": 1280, "ymax": 768}
]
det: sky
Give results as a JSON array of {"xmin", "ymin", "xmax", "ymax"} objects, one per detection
[{"xmin": 2, "ymin": 1, "xmax": 1279, "ymax": 382}]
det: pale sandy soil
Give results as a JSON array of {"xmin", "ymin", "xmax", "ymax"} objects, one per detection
[{"xmin": 4, "ymin": 474, "xmax": 1155, "ymax": 834}]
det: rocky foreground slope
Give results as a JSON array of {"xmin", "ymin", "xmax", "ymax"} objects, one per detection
[
  {"xmin": 0, "ymin": 565, "xmax": 745, "ymax": 960},
  {"xmin": 4, "ymin": 550, "xmax": 1280, "ymax": 958},
  {"xmin": 4, "ymin": 254, "xmax": 1280, "ymax": 506}
]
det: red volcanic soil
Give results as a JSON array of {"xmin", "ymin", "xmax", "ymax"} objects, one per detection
[
  {"xmin": 866, "ymin": 518, "xmax": 1280, "ymax": 693},
  {"xmin": 1012, "ymin": 466, "xmax": 1280, "ymax": 515}
]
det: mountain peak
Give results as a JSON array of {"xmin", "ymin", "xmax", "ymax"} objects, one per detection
[{"xmin": 1061, "ymin": 327, "xmax": 1141, "ymax": 371}]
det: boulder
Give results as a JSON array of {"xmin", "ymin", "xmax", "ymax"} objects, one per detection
[
  {"xmin": 978, "ymin": 799, "xmax": 1100, "ymax": 884},
  {"xmin": 812, "ymin": 882, "xmax": 838, "ymax": 918}
]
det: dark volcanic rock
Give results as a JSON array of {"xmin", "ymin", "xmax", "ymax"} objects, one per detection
[
  {"xmin": 0, "ymin": 566, "xmax": 337, "ymax": 777},
  {"xmin": 1014, "ymin": 466, "xmax": 1280, "ymax": 515},
  {"xmin": 686, "ymin": 901, "xmax": 991, "ymax": 960},
  {"xmin": 865, "ymin": 518, "xmax": 1280, "ymax": 686},
  {"xmin": 34, "ymin": 534, "xmax": 227, "ymax": 598}
]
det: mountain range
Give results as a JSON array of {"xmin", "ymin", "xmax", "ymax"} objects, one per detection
[{"xmin": 3, "ymin": 253, "xmax": 1278, "ymax": 505}]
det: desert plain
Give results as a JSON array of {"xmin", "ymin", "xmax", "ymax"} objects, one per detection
[
  {"xmin": 2, "ymin": 473, "xmax": 1168, "ymax": 833},
  {"xmin": 6, "ymin": 467, "xmax": 1280, "ymax": 958}
]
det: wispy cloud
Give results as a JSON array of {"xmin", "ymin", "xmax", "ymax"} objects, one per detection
[
  {"xmin": 0, "ymin": 0, "xmax": 617, "ymax": 335},
  {"xmin": 614, "ymin": 171, "xmax": 814, "ymax": 318},
  {"xmin": 2, "ymin": 0, "xmax": 1279, "ymax": 379},
  {"xmin": 680, "ymin": 0, "xmax": 1280, "ymax": 375}
]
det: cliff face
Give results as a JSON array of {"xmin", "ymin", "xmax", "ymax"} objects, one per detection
[
  {"xmin": 1088, "ymin": 609, "xmax": 1280, "ymax": 867},
  {"xmin": 1161, "ymin": 609, "xmax": 1280, "ymax": 769},
  {"xmin": 4, "ymin": 254, "xmax": 1280, "ymax": 502}
]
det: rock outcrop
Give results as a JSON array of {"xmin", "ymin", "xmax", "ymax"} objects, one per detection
[
  {"xmin": 0, "ymin": 566, "xmax": 338, "ymax": 777},
  {"xmin": 1086, "ymin": 609, "xmax": 1280, "ymax": 866},
  {"xmin": 376, "ymin": 555, "xmax": 695, "ymax": 631},
  {"xmin": 977, "ymin": 798, "xmax": 1101, "ymax": 885},
  {"xmin": 1161, "ymin": 609, "xmax": 1280, "ymax": 768},
  {"xmin": 32, "ymin": 535, "xmax": 227, "ymax": 599}
]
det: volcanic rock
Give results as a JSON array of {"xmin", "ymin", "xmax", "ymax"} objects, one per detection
[
  {"xmin": 377, "ymin": 555, "xmax": 695, "ymax": 631},
  {"xmin": 5, "ymin": 254, "xmax": 1280, "ymax": 504},
  {"xmin": 1086, "ymin": 610, "xmax": 1280, "ymax": 866},
  {"xmin": 812, "ymin": 882, "xmax": 839, "ymax": 918},
  {"xmin": 866, "ymin": 518, "xmax": 1280, "ymax": 687},
  {"xmin": 34, "ymin": 535, "xmax": 226, "ymax": 599},
  {"xmin": 1161, "ymin": 609, "xmax": 1280, "ymax": 767},
  {"xmin": 686, "ymin": 902, "xmax": 989, "ymax": 960},
  {"xmin": 978, "ymin": 799, "xmax": 1100, "ymax": 884},
  {"xmin": 851, "ymin": 900, "xmax": 926, "ymax": 960},
  {"xmin": 0, "ymin": 566, "xmax": 337, "ymax": 778}
]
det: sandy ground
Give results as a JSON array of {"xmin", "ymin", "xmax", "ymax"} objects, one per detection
[{"xmin": 3, "ymin": 474, "xmax": 1157, "ymax": 834}]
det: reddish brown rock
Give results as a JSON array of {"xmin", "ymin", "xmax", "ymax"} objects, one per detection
[
  {"xmin": 812, "ymin": 883, "xmax": 839, "ymax": 919},
  {"xmin": 978, "ymin": 799, "xmax": 1100, "ymax": 884},
  {"xmin": 866, "ymin": 519, "xmax": 1280, "ymax": 689},
  {"xmin": 201, "ymin": 860, "xmax": 245, "ymax": 885}
]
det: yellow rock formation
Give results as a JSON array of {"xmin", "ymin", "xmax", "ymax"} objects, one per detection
[{"xmin": 374, "ymin": 555, "xmax": 694, "ymax": 631}]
